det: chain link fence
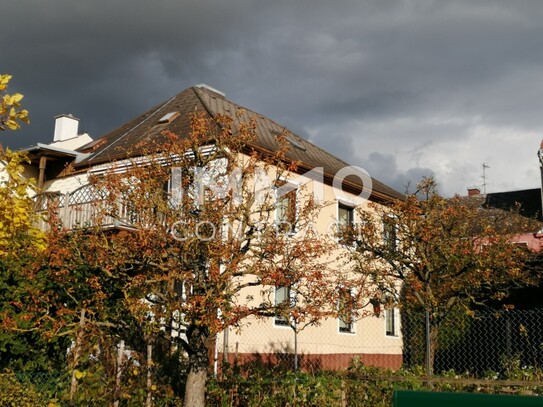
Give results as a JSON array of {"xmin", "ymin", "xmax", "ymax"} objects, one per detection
[
  {"xmin": 5, "ymin": 308, "xmax": 543, "ymax": 404},
  {"xmin": 402, "ymin": 308, "xmax": 543, "ymax": 376},
  {"xmin": 216, "ymin": 308, "xmax": 543, "ymax": 377}
]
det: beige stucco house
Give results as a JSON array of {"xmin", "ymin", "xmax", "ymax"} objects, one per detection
[{"xmin": 23, "ymin": 84, "xmax": 405, "ymax": 370}]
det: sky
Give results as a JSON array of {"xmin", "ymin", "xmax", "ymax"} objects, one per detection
[{"xmin": 2, "ymin": 0, "xmax": 543, "ymax": 197}]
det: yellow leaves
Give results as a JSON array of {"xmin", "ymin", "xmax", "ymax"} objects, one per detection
[
  {"xmin": 4, "ymin": 93, "xmax": 23, "ymax": 104},
  {"xmin": 0, "ymin": 74, "xmax": 11, "ymax": 91},
  {"xmin": 0, "ymin": 74, "xmax": 29, "ymax": 131},
  {"xmin": 0, "ymin": 148, "xmax": 45, "ymax": 258},
  {"xmin": 74, "ymin": 369, "xmax": 87, "ymax": 379}
]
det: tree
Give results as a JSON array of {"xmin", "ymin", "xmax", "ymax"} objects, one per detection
[
  {"xmin": 0, "ymin": 76, "xmax": 59, "ymax": 372},
  {"xmin": 347, "ymin": 178, "xmax": 537, "ymax": 374},
  {"xmin": 0, "ymin": 74, "xmax": 38, "ymax": 256},
  {"xmin": 37, "ymin": 112, "xmax": 346, "ymax": 406}
]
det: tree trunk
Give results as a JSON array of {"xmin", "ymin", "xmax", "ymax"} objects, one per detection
[{"xmin": 183, "ymin": 326, "xmax": 210, "ymax": 407}]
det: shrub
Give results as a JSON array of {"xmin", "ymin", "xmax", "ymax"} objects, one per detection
[{"xmin": 0, "ymin": 371, "xmax": 45, "ymax": 406}]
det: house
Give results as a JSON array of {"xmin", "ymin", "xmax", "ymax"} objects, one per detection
[
  {"xmin": 461, "ymin": 146, "xmax": 543, "ymax": 310},
  {"xmin": 23, "ymin": 84, "xmax": 405, "ymax": 370}
]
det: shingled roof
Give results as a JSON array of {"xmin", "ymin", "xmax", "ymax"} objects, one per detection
[{"xmin": 76, "ymin": 85, "xmax": 404, "ymax": 203}]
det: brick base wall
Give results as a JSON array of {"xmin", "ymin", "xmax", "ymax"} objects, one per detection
[{"xmin": 217, "ymin": 352, "xmax": 402, "ymax": 371}]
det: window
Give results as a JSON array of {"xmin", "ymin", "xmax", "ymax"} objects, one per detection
[
  {"xmin": 338, "ymin": 288, "xmax": 355, "ymax": 333},
  {"xmin": 383, "ymin": 216, "xmax": 397, "ymax": 251},
  {"xmin": 337, "ymin": 203, "xmax": 355, "ymax": 241},
  {"xmin": 276, "ymin": 181, "xmax": 297, "ymax": 234},
  {"xmin": 274, "ymin": 286, "xmax": 291, "ymax": 326},
  {"xmin": 385, "ymin": 306, "xmax": 397, "ymax": 336},
  {"xmin": 338, "ymin": 203, "xmax": 354, "ymax": 229}
]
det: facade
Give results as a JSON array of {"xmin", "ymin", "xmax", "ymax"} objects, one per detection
[{"xmin": 23, "ymin": 84, "xmax": 405, "ymax": 370}]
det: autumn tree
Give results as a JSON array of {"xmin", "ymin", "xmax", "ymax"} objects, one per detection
[
  {"xmin": 347, "ymin": 178, "xmax": 537, "ymax": 374},
  {"xmin": 0, "ymin": 149, "xmax": 61, "ymax": 372},
  {"xmin": 0, "ymin": 74, "xmax": 36, "ymax": 255},
  {"xmin": 40, "ymin": 111, "xmax": 347, "ymax": 406},
  {"xmin": 0, "ymin": 76, "xmax": 56, "ymax": 371}
]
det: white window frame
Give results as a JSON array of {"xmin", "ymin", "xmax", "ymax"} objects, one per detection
[
  {"xmin": 385, "ymin": 305, "xmax": 399, "ymax": 337},
  {"xmin": 274, "ymin": 285, "xmax": 293, "ymax": 328},
  {"xmin": 274, "ymin": 179, "xmax": 299, "ymax": 235}
]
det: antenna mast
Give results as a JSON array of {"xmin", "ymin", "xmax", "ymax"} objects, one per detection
[{"xmin": 482, "ymin": 163, "xmax": 489, "ymax": 194}]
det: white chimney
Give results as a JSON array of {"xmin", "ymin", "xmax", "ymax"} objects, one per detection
[{"xmin": 54, "ymin": 114, "xmax": 79, "ymax": 142}]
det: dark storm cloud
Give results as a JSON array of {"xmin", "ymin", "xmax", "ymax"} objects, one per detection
[
  {"xmin": 364, "ymin": 152, "xmax": 434, "ymax": 195},
  {"xmin": 3, "ymin": 0, "xmax": 543, "ymax": 195}
]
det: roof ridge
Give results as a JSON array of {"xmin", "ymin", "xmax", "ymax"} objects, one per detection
[{"xmin": 192, "ymin": 86, "xmax": 220, "ymax": 121}]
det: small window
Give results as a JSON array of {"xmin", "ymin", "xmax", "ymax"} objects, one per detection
[
  {"xmin": 338, "ymin": 203, "xmax": 354, "ymax": 230},
  {"xmin": 275, "ymin": 286, "xmax": 291, "ymax": 326},
  {"xmin": 275, "ymin": 182, "xmax": 297, "ymax": 234},
  {"xmin": 383, "ymin": 216, "xmax": 397, "ymax": 251},
  {"xmin": 385, "ymin": 306, "xmax": 397, "ymax": 336},
  {"xmin": 338, "ymin": 288, "xmax": 355, "ymax": 333},
  {"xmin": 286, "ymin": 137, "xmax": 306, "ymax": 151},
  {"xmin": 174, "ymin": 280, "xmax": 188, "ymax": 301},
  {"xmin": 157, "ymin": 111, "xmax": 180, "ymax": 124}
]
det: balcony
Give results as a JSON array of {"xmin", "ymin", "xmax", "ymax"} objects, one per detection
[{"xmin": 33, "ymin": 183, "xmax": 139, "ymax": 231}]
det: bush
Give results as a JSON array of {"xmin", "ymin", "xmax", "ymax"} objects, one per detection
[
  {"xmin": 208, "ymin": 360, "xmax": 543, "ymax": 406},
  {"xmin": 0, "ymin": 371, "xmax": 45, "ymax": 406}
]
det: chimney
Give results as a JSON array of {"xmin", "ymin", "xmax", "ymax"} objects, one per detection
[
  {"xmin": 467, "ymin": 187, "xmax": 480, "ymax": 196},
  {"xmin": 53, "ymin": 114, "xmax": 79, "ymax": 142}
]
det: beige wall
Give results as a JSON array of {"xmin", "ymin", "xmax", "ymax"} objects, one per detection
[{"xmin": 227, "ymin": 160, "xmax": 402, "ymax": 362}]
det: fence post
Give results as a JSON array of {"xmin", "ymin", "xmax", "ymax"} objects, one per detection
[
  {"xmin": 505, "ymin": 316, "xmax": 512, "ymax": 360},
  {"xmin": 425, "ymin": 309, "xmax": 432, "ymax": 376},
  {"xmin": 294, "ymin": 328, "xmax": 298, "ymax": 371},
  {"xmin": 146, "ymin": 340, "xmax": 153, "ymax": 407}
]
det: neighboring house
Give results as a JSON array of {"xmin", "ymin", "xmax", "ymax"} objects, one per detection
[
  {"xmin": 462, "ymin": 145, "xmax": 543, "ymax": 309},
  {"xmin": 464, "ymin": 186, "xmax": 543, "ymax": 253},
  {"xmin": 22, "ymin": 84, "xmax": 405, "ymax": 370}
]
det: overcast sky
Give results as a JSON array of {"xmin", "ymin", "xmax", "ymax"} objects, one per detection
[{"xmin": 3, "ymin": 0, "xmax": 543, "ymax": 196}]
